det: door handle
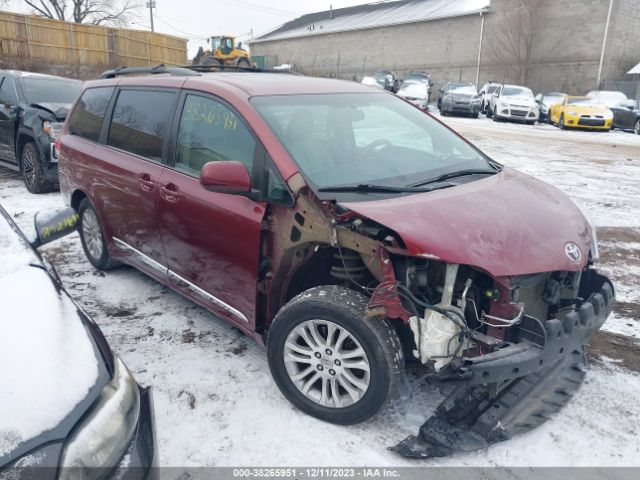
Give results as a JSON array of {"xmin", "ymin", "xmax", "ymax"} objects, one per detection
[
  {"xmin": 137, "ymin": 173, "xmax": 155, "ymax": 192},
  {"xmin": 160, "ymin": 183, "xmax": 180, "ymax": 203}
]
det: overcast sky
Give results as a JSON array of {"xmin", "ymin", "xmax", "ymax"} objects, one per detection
[{"xmin": 3, "ymin": 0, "xmax": 373, "ymax": 56}]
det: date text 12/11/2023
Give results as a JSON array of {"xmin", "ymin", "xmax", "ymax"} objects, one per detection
[{"xmin": 232, "ymin": 468, "xmax": 401, "ymax": 478}]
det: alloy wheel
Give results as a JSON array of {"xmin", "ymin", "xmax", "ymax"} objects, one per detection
[
  {"xmin": 283, "ymin": 319, "xmax": 371, "ymax": 408},
  {"xmin": 22, "ymin": 146, "xmax": 36, "ymax": 189},
  {"xmin": 81, "ymin": 208, "xmax": 104, "ymax": 260}
]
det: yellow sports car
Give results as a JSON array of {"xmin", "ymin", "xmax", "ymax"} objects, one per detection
[{"xmin": 549, "ymin": 96, "xmax": 613, "ymax": 130}]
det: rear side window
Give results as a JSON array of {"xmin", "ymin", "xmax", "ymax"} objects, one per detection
[
  {"xmin": 68, "ymin": 87, "xmax": 114, "ymax": 142},
  {"xmin": 107, "ymin": 89, "xmax": 176, "ymax": 161},
  {"xmin": 0, "ymin": 77, "xmax": 19, "ymax": 106}
]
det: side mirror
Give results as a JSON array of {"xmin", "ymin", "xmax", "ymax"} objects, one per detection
[
  {"xmin": 200, "ymin": 161, "xmax": 251, "ymax": 194},
  {"xmin": 32, "ymin": 207, "xmax": 79, "ymax": 248}
]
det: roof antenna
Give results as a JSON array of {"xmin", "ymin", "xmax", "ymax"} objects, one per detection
[{"xmin": 329, "ymin": 4, "xmax": 333, "ymax": 19}]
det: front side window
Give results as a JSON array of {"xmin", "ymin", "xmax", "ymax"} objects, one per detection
[
  {"xmin": 68, "ymin": 87, "xmax": 114, "ymax": 142},
  {"xmin": 107, "ymin": 89, "xmax": 176, "ymax": 161},
  {"xmin": 175, "ymin": 94, "xmax": 256, "ymax": 176},
  {"xmin": 0, "ymin": 77, "xmax": 18, "ymax": 106},
  {"xmin": 252, "ymin": 93, "xmax": 491, "ymax": 191}
]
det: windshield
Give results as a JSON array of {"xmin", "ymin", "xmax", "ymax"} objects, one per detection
[
  {"xmin": 502, "ymin": 87, "xmax": 533, "ymax": 97},
  {"xmin": 543, "ymin": 94, "xmax": 565, "ymax": 106},
  {"xmin": 588, "ymin": 91, "xmax": 628, "ymax": 108},
  {"xmin": 22, "ymin": 77, "xmax": 82, "ymax": 105},
  {"xmin": 567, "ymin": 98, "xmax": 600, "ymax": 107},
  {"xmin": 448, "ymin": 84, "xmax": 476, "ymax": 95},
  {"xmin": 398, "ymin": 82, "xmax": 428, "ymax": 98},
  {"xmin": 251, "ymin": 93, "xmax": 492, "ymax": 192},
  {"xmin": 404, "ymin": 75, "xmax": 430, "ymax": 85}
]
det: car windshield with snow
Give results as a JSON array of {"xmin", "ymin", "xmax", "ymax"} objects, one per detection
[
  {"xmin": 57, "ymin": 68, "xmax": 614, "ymax": 459},
  {"xmin": 0, "ymin": 205, "xmax": 155, "ymax": 477}
]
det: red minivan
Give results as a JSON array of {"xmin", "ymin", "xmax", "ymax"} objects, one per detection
[{"xmin": 58, "ymin": 67, "xmax": 614, "ymax": 458}]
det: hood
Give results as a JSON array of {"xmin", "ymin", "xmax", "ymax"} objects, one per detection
[
  {"xmin": 29, "ymin": 102, "xmax": 71, "ymax": 121},
  {"xmin": 567, "ymin": 105, "xmax": 611, "ymax": 115},
  {"xmin": 503, "ymin": 96, "xmax": 534, "ymax": 105},
  {"xmin": 0, "ymin": 217, "xmax": 102, "ymax": 465},
  {"xmin": 340, "ymin": 168, "xmax": 592, "ymax": 278}
]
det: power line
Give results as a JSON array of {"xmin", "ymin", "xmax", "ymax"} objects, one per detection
[
  {"xmin": 215, "ymin": 0, "xmax": 299, "ymax": 17},
  {"xmin": 153, "ymin": 14, "xmax": 209, "ymax": 41}
]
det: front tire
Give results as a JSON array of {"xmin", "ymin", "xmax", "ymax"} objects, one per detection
[
  {"xmin": 267, "ymin": 286, "xmax": 404, "ymax": 425},
  {"xmin": 236, "ymin": 57, "xmax": 250, "ymax": 68},
  {"xmin": 78, "ymin": 198, "xmax": 118, "ymax": 270},
  {"xmin": 559, "ymin": 114, "xmax": 567, "ymax": 129},
  {"xmin": 21, "ymin": 142, "xmax": 53, "ymax": 194},
  {"xmin": 634, "ymin": 119, "xmax": 640, "ymax": 135}
]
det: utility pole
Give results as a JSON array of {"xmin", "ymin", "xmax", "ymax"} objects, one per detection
[
  {"xmin": 146, "ymin": 0, "xmax": 156, "ymax": 32},
  {"xmin": 596, "ymin": 0, "xmax": 614, "ymax": 90},
  {"xmin": 475, "ymin": 6, "xmax": 490, "ymax": 89}
]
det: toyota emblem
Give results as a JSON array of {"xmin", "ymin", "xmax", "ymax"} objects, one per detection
[{"xmin": 565, "ymin": 242, "xmax": 582, "ymax": 262}]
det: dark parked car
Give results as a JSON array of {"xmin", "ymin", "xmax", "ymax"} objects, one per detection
[
  {"xmin": 0, "ymin": 205, "xmax": 155, "ymax": 478},
  {"xmin": 58, "ymin": 67, "xmax": 613, "ymax": 459},
  {"xmin": 437, "ymin": 81, "xmax": 481, "ymax": 117},
  {"xmin": 0, "ymin": 71, "xmax": 82, "ymax": 193},
  {"xmin": 610, "ymin": 98, "xmax": 640, "ymax": 134},
  {"xmin": 534, "ymin": 92, "xmax": 567, "ymax": 123}
]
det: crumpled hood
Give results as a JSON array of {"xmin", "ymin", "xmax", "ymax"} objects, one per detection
[
  {"xmin": 30, "ymin": 102, "xmax": 71, "ymax": 121},
  {"xmin": 341, "ymin": 168, "xmax": 592, "ymax": 278}
]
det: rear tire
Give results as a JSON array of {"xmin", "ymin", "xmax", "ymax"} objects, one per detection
[
  {"xmin": 267, "ymin": 285, "xmax": 404, "ymax": 425},
  {"xmin": 21, "ymin": 142, "xmax": 53, "ymax": 194},
  {"xmin": 236, "ymin": 57, "xmax": 251, "ymax": 68},
  {"xmin": 201, "ymin": 56, "xmax": 222, "ymax": 67},
  {"xmin": 78, "ymin": 198, "xmax": 118, "ymax": 271},
  {"xmin": 486, "ymin": 107, "xmax": 493, "ymax": 118}
]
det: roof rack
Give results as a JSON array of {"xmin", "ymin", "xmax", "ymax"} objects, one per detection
[
  {"xmin": 100, "ymin": 64, "xmax": 199, "ymax": 79},
  {"xmin": 100, "ymin": 63, "xmax": 299, "ymax": 79},
  {"xmin": 184, "ymin": 64, "xmax": 299, "ymax": 74}
]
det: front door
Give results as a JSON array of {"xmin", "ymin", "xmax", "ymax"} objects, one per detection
[
  {"xmin": 158, "ymin": 92, "xmax": 265, "ymax": 328},
  {"xmin": 0, "ymin": 77, "xmax": 19, "ymax": 164},
  {"xmin": 92, "ymin": 88, "xmax": 179, "ymax": 278}
]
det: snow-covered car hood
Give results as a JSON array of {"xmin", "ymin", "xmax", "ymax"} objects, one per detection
[
  {"xmin": 502, "ymin": 96, "xmax": 535, "ymax": 106},
  {"xmin": 0, "ymin": 216, "xmax": 101, "ymax": 462},
  {"xmin": 341, "ymin": 167, "xmax": 592, "ymax": 279}
]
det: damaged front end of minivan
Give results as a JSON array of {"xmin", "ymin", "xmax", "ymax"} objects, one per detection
[{"xmin": 262, "ymin": 171, "xmax": 614, "ymax": 459}]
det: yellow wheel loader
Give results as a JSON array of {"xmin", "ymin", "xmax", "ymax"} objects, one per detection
[{"xmin": 193, "ymin": 36, "xmax": 251, "ymax": 67}]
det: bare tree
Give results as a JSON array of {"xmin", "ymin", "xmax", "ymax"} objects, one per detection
[
  {"xmin": 23, "ymin": 1, "xmax": 141, "ymax": 26},
  {"xmin": 486, "ymin": 0, "xmax": 564, "ymax": 85}
]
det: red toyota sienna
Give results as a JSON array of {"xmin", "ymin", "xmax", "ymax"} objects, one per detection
[{"xmin": 57, "ymin": 67, "xmax": 614, "ymax": 458}]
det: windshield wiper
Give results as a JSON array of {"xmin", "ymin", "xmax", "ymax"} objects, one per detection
[
  {"xmin": 409, "ymin": 168, "xmax": 498, "ymax": 188},
  {"xmin": 318, "ymin": 183, "xmax": 455, "ymax": 194}
]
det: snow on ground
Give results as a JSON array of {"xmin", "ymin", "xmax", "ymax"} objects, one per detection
[{"xmin": 0, "ymin": 114, "xmax": 638, "ymax": 467}]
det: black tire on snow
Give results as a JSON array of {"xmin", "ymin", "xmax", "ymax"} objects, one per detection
[
  {"xmin": 78, "ymin": 198, "xmax": 119, "ymax": 271},
  {"xmin": 236, "ymin": 57, "xmax": 251, "ymax": 68},
  {"xmin": 201, "ymin": 56, "xmax": 221, "ymax": 66},
  {"xmin": 267, "ymin": 285, "xmax": 404, "ymax": 425},
  {"xmin": 21, "ymin": 142, "xmax": 54, "ymax": 194}
]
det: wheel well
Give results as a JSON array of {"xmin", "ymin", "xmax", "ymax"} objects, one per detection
[{"xmin": 70, "ymin": 190, "xmax": 87, "ymax": 211}]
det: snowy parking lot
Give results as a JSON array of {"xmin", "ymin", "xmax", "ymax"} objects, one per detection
[{"xmin": 1, "ymin": 113, "xmax": 639, "ymax": 468}]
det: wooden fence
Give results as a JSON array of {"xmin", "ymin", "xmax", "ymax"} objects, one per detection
[{"xmin": 0, "ymin": 11, "xmax": 187, "ymax": 69}]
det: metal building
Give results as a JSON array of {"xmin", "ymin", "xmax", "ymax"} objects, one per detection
[{"xmin": 249, "ymin": 0, "xmax": 640, "ymax": 95}]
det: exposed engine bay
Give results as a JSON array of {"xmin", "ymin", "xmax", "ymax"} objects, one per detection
[{"xmin": 262, "ymin": 183, "xmax": 614, "ymax": 458}]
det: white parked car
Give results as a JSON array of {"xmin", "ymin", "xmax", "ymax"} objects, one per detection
[
  {"xmin": 478, "ymin": 82, "xmax": 500, "ymax": 113},
  {"xmin": 487, "ymin": 85, "xmax": 539, "ymax": 124}
]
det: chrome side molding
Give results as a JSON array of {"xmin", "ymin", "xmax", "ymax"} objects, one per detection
[{"xmin": 112, "ymin": 237, "xmax": 249, "ymax": 323}]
